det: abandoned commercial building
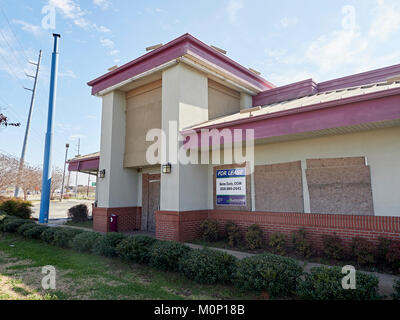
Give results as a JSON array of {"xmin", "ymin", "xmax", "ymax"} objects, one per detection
[{"xmin": 68, "ymin": 34, "xmax": 400, "ymax": 249}]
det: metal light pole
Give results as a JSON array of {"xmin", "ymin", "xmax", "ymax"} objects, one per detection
[
  {"xmin": 60, "ymin": 143, "xmax": 69, "ymax": 202},
  {"xmin": 14, "ymin": 50, "xmax": 42, "ymax": 198},
  {"xmin": 39, "ymin": 34, "xmax": 61, "ymax": 224}
]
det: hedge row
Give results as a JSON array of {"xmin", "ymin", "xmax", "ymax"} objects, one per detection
[
  {"xmin": 200, "ymin": 219, "xmax": 400, "ymax": 272},
  {"xmin": 0, "ymin": 214, "xmax": 382, "ymax": 300}
]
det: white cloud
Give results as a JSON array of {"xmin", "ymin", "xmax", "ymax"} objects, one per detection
[
  {"xmin": 12, "ymin": 20, "xmax": 42, "ymax": 36},
  {"xmin": 95, "ymin": 25, "xmax": 111, "ymax": 33},
  {"xmin": 59, "ymin": 69, "xmax": 77, "ymax": 78},
  {"xmin": 100, "ymin": 38, "xmax": 114, "ymax": 48},
  {"xmin": 268, "ymin": 70, "xmax": 314, "ymax": 86},
  {"xmin": 93, "ymin": 0, "xmax": 111, "ymax": 10},
  {"xmin": 108, "ymin": 49, "xmax": 119, "ymax": 56},
  {"xmin": 144, "ymin": 7, "xmax": 167, "ymax": 15},
  {"xmin": 369, "ymin": 0, "xmax": 400, "ymax": 40},
  {"xmin": 304, "ymin": 4, "xmax": 370, "ymax": 73},
  {"xmin": 226, "ymin": 0, "xmax": 243, "ymax": 23},
  {"xmin": 305, "ymin": 29, "xmax": 368, "ymax": 73},
  {"xmin": 279, "ymin": 17, "xmax": 298, "ymax": 28},
  {"xmin": 48, "ymin": 0, "xmax": 90, "ymax": 29},
  {"xmin": 0, "ymin": 29, "xmax": 31, "ymax": 80}
]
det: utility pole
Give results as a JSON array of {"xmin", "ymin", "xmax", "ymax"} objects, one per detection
[
  {"xmin": 39, "ymin": 34, "xmax": 61, "ymax": 224},
  {"xmin": 60, "ymin": 143, "xmax": 69, "ymax": 202},
  {"xmin": 14, "ymin": 50, "xmax": 42, "ymax": 198},
  {"xmin": 75, "ymin": 138, "xmax": 80, "ymax": 199}
]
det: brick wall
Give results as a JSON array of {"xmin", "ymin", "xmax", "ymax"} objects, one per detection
[
  {"xmin": 156, "ymin": 210, "xmax": 208, "ymax": 242},
  {"xmin": 156, "ymin": 209, "xmax": 400, "ymax": 250},
  {"xmin": 93, "ymin": 207, "xmax": 141, "ymax": 232}
]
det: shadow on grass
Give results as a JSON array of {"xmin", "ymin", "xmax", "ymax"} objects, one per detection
[{"xmin": 0, "ymin": 233, "xmax": 255, "ymax": 300}]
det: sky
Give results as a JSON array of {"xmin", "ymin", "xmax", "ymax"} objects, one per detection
[{"xmin": 0, "ymin": 0, "xmax": 400, "ymax": 184}]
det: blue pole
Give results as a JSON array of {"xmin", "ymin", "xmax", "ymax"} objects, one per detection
[{"xmin": 39, "ymin": 33, "xmax": 61, "ymax": 224}]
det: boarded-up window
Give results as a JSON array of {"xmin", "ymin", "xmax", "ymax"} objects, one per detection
[
  {"xmin": 125, "ymin": 80, "xmax": 162, "ymax": 167},
  {"xmin": 306, "ymin": 157, "xmax": 374, "ymax": 215},
  {"xmin": 255, "ymin": 161, "xmax": 304, "ymax": 213}
]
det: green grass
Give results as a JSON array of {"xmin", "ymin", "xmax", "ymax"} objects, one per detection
[
  {"xmin": 0, "ymin": 233, "xmax": 254, "ymax": 300},
  {"xmin": 65, "ymin": 220, "xmax": 93, "ymax": 229}
]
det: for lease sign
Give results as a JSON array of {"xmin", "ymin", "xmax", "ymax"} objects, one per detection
[{"xmin": 216, "ymin": 168, "xmax": 246, "ymax": 206}]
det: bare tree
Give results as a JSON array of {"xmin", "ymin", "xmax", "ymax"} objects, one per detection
[
  {"xmin": 51, "ymin": 167, "xmax": 64, "ymax": 199},
  {"xmin": 18, "ymin": 165, "xmax": 42, "ymax": 200},
  {"xmin": 0, "ymin": 153, "xmax": 19, "ymax": 194}
]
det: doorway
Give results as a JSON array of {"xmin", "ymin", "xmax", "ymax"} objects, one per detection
[{"xmin": 142, "ymin": 173, "xmax": 160, "ymax": 233}]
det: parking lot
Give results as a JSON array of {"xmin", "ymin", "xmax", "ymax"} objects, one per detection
[{"xmin": 31, "ymin": 199, "xmax": 93, "ymax": 220}]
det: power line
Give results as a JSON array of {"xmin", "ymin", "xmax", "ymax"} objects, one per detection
[{"xmin": 0, "ymin": 5, "xmax": 30, "ymax": 61}]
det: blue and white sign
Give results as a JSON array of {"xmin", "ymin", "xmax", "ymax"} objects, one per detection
[{"xmin": 216, "ymin": 168, "xmax": 246, "ymax": 206}]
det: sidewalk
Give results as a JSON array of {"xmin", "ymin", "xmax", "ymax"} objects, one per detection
[{"xmin": 186, "ymin": 243, "xmax": 400, "ymax": 298}]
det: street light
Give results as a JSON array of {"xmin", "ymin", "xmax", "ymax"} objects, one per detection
[{"xmin": 60, "ymin": 143, "xmax": 69, "ymax": 202}]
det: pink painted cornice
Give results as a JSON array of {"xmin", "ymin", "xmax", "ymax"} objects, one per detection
[
  {"xmin": 182, "ymin": 86, "xmax": 400, "ymax": 148},
  {"xmin": 88, "ymin": 33, "xmax": 274, "ymax": 95},
  {"xmin": 253, "ymin": 79, "xmax": 318, "ymax": 107},
  {"xmin": 68, "ymin": 156, "xmax": 99, "ymax": 172}
]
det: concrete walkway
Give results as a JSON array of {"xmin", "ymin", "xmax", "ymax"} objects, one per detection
[{"xmin": 186, "ymin": 243, "xmax": 399, "ymax": 298}]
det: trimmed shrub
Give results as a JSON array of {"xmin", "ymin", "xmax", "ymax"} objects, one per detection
[
  {"xmin": 52, "ymin": 228, "xmax": 85, "ymax": 248},
  {"xmin": 292, "ymin": 229, "xmax": 312, "ymax": 258},
  {"xmin": 386, "ymin": 241, "xmax": 400, "ymax": 272},
  {"xmin": 234, "ymin": 253, "xmax": 302, "ymax": 297},
  {"xmin": 179, "ymin": 248, "xmax": 237, "ymax": 284},
  {"xmin": 225, "ymin": 221, "xmax": 242, "ymax": 247},
  {"xmin": 68, "ymin": 204, "xmax": 89, "ymax": 222},
  {"xmin": 0, "ymin": 215, "xmax": 20, "ymax": 231},
  {"xmin": 41, "ymin": 227, "xmax": 63, "ymax": 244},
  {"xmin": 376, "ymin": 237, "xmax": 391, "ymax": 262},
  {"xmin": 268, "ymin": 232, "xmax": 287, "ymax": 256},
  {"xmin": 24, "ymin": 225, "xmax": 49, "ymax": 240},
  {"xmin": 71, "ymin": 232, "xmax": 101, "ymax": 253},
  {"xmin": 352, "ymin": 237, "xmax": 376, "ymax": 266},
  {"xmin": 0, "ymin": 199, "xmax": 32, "ymax": 219},
  {"xmin": 16, "ymin": 221, "xmax": 37, "ymax": 236},
  {"xmin": 323, "ymin": 234, "xmax": 345, "ymax": 261},
  {"xmin": 200, "ymin": 219, "xmax": 219, "ymax": 242},
  {"xmin": 93, "ymin": 232, "xmax": 127, "ymax": 257},
  {"xmin": 116, "ymin": 236, "xmax": 157, "ymax": 264},
  {"xmin": 0, "ymin": 214, "xmax": 8, "ymax": 225},
  {"xmin": 245, "ymin": 224, "xmax": 263, "ymax": 250},
  {"xmin": 297, "ymin": 266, "xmax": 380, "ymax": 300},
  {"xmin": 393, "ymin": 279, "xmax": 400, "ymax": 300},
  {"xmin": 2, "ymin": 218, "xmax": 27, "ymax": 233},
  {"xmin": 149, "ymin": 241, "xmax": 191, "ymax": 272}
]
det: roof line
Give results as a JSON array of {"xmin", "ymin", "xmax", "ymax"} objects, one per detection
[
  {"xmin": 182, "ymin": 85, "xmax": 400, "ymax": 133},
  {"xmin": 87, "ymin": 33, "xmax": 274, "ymax": 95}
]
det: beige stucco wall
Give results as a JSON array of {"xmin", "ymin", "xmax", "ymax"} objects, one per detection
[
  {"xmin": 124, "ymin": 81, "xmax": 162, "ymax": 167},
  {"xmin": 160, "ymin": 63, "xmax": 209, "ymax": 211},
  {"xmin": 252, "ymin": 127, "xmax": 400, "ymax": 216},
  {"xmin": 205, "ymin": 127, "xmax": 400, "ymax": 216},
  {"xmin": 97, "ymin": 91, "xmax": 139, "ymax": 208},
  {"xmin": 208, "ymin": 79, "xmax": 240, "ymax": 120}
]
